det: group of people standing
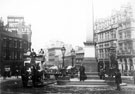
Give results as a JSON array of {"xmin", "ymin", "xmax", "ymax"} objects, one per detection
[
  {"xmin": 23, "ymin": 48, "xmax": 123, "ymax": 90},
  {"xmin": 79, "ymin": 64, "xmax": 122, "ymax": 91},
  {"xmin": 21, "ymin": 48, "xmax": 45, "ymax": 87},
  {"xmin": 21, "ymin": 62, "xmax": 43, "ymax": 87}
]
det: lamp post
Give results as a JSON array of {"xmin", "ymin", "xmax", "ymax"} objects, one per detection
[
  {"xmin": 71, "ymin": 48, "xmax": 75, "ymax": 67},
  {"xmin": 61, "ymin": 46, "xmax": 66, "ymax": 68}
]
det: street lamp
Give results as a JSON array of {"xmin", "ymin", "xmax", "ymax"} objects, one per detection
[
  {"xmin": 61, "ymin": 46, "xmax": 66, "ymax": 68},
  {"xmin": 71, "ymin": 48, "xmax": 75, "ymax": 67}
]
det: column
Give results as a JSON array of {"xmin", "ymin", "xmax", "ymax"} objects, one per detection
[
  {"xmin": 118, "ymin": 59, "xmax": 122, "ymax": 70},
  {"xmin": 127, "ymin": 58, "xmax": 130, "ymax": 71},
  {"xmin": 122, "ymin": 58, "xmax": 125, "ymax": 70},
  {"xmin": 133, "ymin": 57, "xmax": 135, "ymax": 70}
]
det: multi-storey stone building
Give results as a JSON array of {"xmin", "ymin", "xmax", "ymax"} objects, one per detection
[
  {"xmin": 0, "ymin": 16, "xmax": 32, "ymax": 76},
  {"xmin": 94, "ymin": 3, "xmax": 135, "ymax": 75},
  {"xmin": 47, "ymin": 47, "xmax": 62, "ymax": 67},
  {"xmin": 117, "ymin": 4, "xmax": 135, "ymax": 75},
  {"xmin": 47, "ymin": 41, "xmax": 73, "ymax": 68}
]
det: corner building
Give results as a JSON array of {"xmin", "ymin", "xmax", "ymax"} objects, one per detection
[
  {"xmin": 94, "ymin": 3, "xmax": 135, "ymax": 76},
  {"xmin": 0, "ymin": 17, "xmax": 32, "ymax": 76}
]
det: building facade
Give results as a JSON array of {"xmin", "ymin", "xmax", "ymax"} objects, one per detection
[
  {"xmin": 75, "ymin": 49, "xmax": 84, "ymax": 67},
  {"xmin": 94, "ymin": 3, "xmax": 135, "ymax": 75},
  {"xmin": 48, "ymin": 47, "xmax": 62, "ymax": 67},
  {"xmin": 117, "ymin": 4, "xmax": 135, "ymax": 75},
  {"xmin": 0, "ymin": 17, "xmax": 32, "ymax": 76},
  {"xmin": 46, "ymin": 41, "xmax": 74, "ymax": 68}
]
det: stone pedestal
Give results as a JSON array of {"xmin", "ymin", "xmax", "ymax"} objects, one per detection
[
  {"xmin": 82, "ymin": 41, "xmax": 97, "ymax": 73},
  {"xmin": 82, "ymin": 57, "xmax": 97, "ymax": 72}
]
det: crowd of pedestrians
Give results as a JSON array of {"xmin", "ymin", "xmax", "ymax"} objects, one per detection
[{"xmin": 2, "ymin": 48, "xmax": 135, "ymax": 91}]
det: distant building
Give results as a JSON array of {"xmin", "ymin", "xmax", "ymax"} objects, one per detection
[
  {"xmin": 75, "ymin": 49, "xmax": 84, "ymax": 67},
  {"xmin": 47, "ymin": 47, "xmax": 62, "ymax": 67},
  {"xmin": 64, "ymin": 47, "xmax": 84, "ymax": 68},
  {"xmin": 46, "ymin": 40, "xmax": 74, "ymax": 68}
]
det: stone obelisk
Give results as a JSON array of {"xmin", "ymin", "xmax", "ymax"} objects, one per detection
[{"xmin": 82, "ymin": 0, "xmax": 97, "ymax": 73}]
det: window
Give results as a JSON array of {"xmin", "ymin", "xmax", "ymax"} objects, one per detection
[
  {"xmin": 3, "ymin": 38, "xmax": 7, "ymax": 47},
  {"xmin": 20, "ymin": 41, "xmax": 22, "ymax": 49},
  {"xmin": 127, "ymin": 42, "xmax": 132, "ymax": 53},
  {"xmin": 9, "ymin": 51, "xmax": 11, "ymax": 60},
  {"xmin": 111, "ymin": 31, "xmax": 113, "ymax": 39},
  {"xmin": 14, "ymin": 51, "xmax": 17, "ymax": 60},
  {"xmin": 20, "ymin": 52, "xmax": 23, "ymax": 59},
  {"xmin": 3, "ymin": 49, "xmax": 6, "ymax": 59},
  {"xmin": 14, "ymin": 40, "xmax": 17, "ymax": 48},
  {"xmin": 17, "ymin": 51, "xmax": 20, "ymax": 60},
  {"xmin": 23, "ymin": 42, "xmax": 27, "ymax": 51},
  {"xmin": 49, "ymin": 59, "xmax": 55, "ymax": 61},
  {"xmin": 9, "ymin": 38, "xmax": 13, "ymax": 48},
  {"xmin": 113, "ymin": 30, "xmax": 116, "ymax": 38},
  {"xmin": 49, "ymin": 53, "xmax": 55, "ymax": 56},
  {"xmin": 11, "ymin": 51, "xmax": 14, "ymax": 59},
  {"xmin": 127, "ymin": 31, "xmax": 131, "ymax": 39},
  {"xmin": 119, "ymin": 32, "xmax": 122, "ymax": 39},
  {"xmin": 99, "ymin": 44, "xmax": 103, "ymax": 48},
  {"xmin": 119, "ymin": 43, "xmax": 122, "ymax": 52},
  {"xmin": 123, "ymin": 45, "xmax": 127, "ymax": 53},
  {"xmin": 108, "ymin": 32, "xmax": 109, "ymax": 40},
  {"xmin": 6, "ymin": 49, "xmax": 10, "ymax": 60}
]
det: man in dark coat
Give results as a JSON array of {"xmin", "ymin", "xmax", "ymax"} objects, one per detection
[
  {"xmin": 133, "ymin": 70, "xmax": 135, "ymax": 84},
  {"xmin": 30, "ymin": 49, "xmax": 36, "ymax": 64},
  {"xmin": 115, "ymin": 69, "xmax": 122, "ymax": 91},
  {"xmin": 79, "ymin": 64, "xmax": 86, "ymax": 81},
  {"xmin": 21, "ymin": 65, "xmax": 29, "ymax": 87},
  {"xmin": 99, "ymin": 68, "xmax": 105, "ymax": 79}
]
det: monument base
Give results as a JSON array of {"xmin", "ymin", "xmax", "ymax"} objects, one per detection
[
  {"xmin": 82, "ymin": 57, "xmax": 97, "ymax": 72},
  {"xmin": 82, "ymin": 57, "xmax": 99, "ymax": 79},
  {"xmin": 82, "ymin": 41, "xmax": 99, "ymax": 79}
]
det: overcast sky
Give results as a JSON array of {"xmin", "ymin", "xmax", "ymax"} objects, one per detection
[{"xmin": 0, "ymin": 0, "xmax": 130, "ymax": 51}]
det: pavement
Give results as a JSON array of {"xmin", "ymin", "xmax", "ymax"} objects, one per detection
[
  {"xmin": 1, "ymin": 76, "xmax": 135, "ymax": 88},
  {"xmin": 54, "ymin": 78, "xmax": 128, "ymax": 88},
  {"xmin": 0, "ymin": 76, "xmax": 20, "ymax": 83}
]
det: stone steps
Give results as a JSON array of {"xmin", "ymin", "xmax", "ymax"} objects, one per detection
[
  {"xmin": 66, "ymin": 81, "xmax": 107, "ymax": 85},
  {"xmin": 86, "ymin": 75, "xmax": 99, "ymax": 79},
  {"xmin": 64, "ymin": 78, "xmax": 108, "ymax": 86},
  {"xmin": 85, "ymin": 72, "xmax": 100, "ymax": 79},
  {"xmin": 85, "ymin": 72, "xmax": 98, "ymax": 75}
]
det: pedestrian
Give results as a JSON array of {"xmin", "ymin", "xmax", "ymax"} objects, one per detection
[
  {"xmin": 133, "ymin": 70, "xmax": 135, "ymax": 84},
  {"xmin": 79, "ymin": 64, "xmax": 86, "ymax": 81},
  {"xmin": 15, "ymin": 66, "xmax": 19, "ymax": 78},
  {"xmin": 21, "ymin": 65, "xmax": 28, "ymax": 87},
  {"xmin": 30, "ymin": 48, "xmax": 36, "ymax": 57},
  {"xmin": 39, "ymin": 48, "xmax": 44, "ymax": 55},
  {"xmin": 115, "ymin": 69, "xmax": 122, "ymax": 91},
  {"xmin": 30, "ymin": 48, "xmax": 36, "ymax": 64},
  {"xmin": 99, "ymin": 68, "xmax": 105, "ymax": 80},
  {"xmin": 3, "ymin": 67, "xmax": 7, "ymax": 79},
  {"xmin": 31, "ymin": 65, "xmax": 37, "ymax": 87}
]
